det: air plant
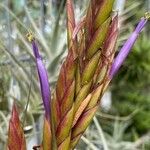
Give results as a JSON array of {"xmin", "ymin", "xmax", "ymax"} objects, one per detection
[{"xmin": 7, "ymin": 0, "xmax": 149, "ymax": 150}]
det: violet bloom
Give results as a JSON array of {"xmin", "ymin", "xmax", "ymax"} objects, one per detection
[
  {"xmin": 109, "ymin": 14, "xmax": 149, "ymax": 79},
  {"xmin": 32, "ymin": 40, "xmax": 51, "ymax": 120}
]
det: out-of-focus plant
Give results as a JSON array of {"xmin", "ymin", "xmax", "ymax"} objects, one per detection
[
  {"xmin": 78, "ymin": 117, "xmax": 135, "ymax": 150},
  {"xmin": 6, "ymin": 0, "xmax": 149, "ymax": 150},
  {"xmin": 80, "ymin": 116, "xmax": 150, "ymax": 150},
  {"xmin": 111, "ymin": 34, "xmax": 150, "ymax": 137}
]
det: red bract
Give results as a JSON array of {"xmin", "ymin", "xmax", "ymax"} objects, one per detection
[{"xmin": 7, "ymin": 104, "xmax": 26, "ymax": 150}]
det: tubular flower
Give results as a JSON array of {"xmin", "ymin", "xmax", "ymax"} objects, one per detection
[
  {"xmin": 109, "ymin": 14, "xmax": 149, "ymax": 79},
  {"xmin": 31, "ymin": 40, "xmax": 51, "ymax": 120}
]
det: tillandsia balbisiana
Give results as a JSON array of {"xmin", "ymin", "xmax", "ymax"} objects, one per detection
[{"xmin": 7, "ymin": 1, "xmax": 149, "ymax": 150}]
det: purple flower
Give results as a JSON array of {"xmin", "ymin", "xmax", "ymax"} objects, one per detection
[
  {"xmin": 32, "ymin": 41, "xmax": 51, "ymax": 120},
  {"xmin": 109, "ymin": 15, "xmax": 149, "ymax": 79}
]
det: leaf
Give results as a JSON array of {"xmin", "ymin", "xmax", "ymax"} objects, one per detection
[
  {"xmin": 7, "ymin": 104, "xmax": 26, "ymax": 150},
  {"xmin": 48, "ymin": 48, "xmax": 66, "ymax": 73},
  {"xmin": 94, "ymin": 0, "xmax": 115, "ymax": 29},
  {"xmin": 13, "ymin": 0, "xmax": 25, "ymax": 13}
]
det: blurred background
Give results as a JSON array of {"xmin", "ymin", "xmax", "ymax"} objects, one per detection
[{"xmin": 0, "ymin": 0, "xmax": 150, "ymax": 149}]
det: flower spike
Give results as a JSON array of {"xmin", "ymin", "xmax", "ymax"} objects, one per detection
[{"xmin": 109, "ymin": 14, "xmax": 149, "ymax": 79}]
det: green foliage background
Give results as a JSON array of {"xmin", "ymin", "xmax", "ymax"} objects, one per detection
[
  {"xmin": 110, "ymin": 1, "xmax": 150, "ymax": 141},
  {"xmin": 112, "ymin": 34, "xmax": 150, "ymax": 136}
]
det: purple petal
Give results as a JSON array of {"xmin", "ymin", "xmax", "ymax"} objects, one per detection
[
  {"xmin": 32, "ymin": 41, "xmax": 51, "ymax": 120},
  {"xmin": 109, "ymin": 17, "xmax": 148, "ymax": 79}
]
